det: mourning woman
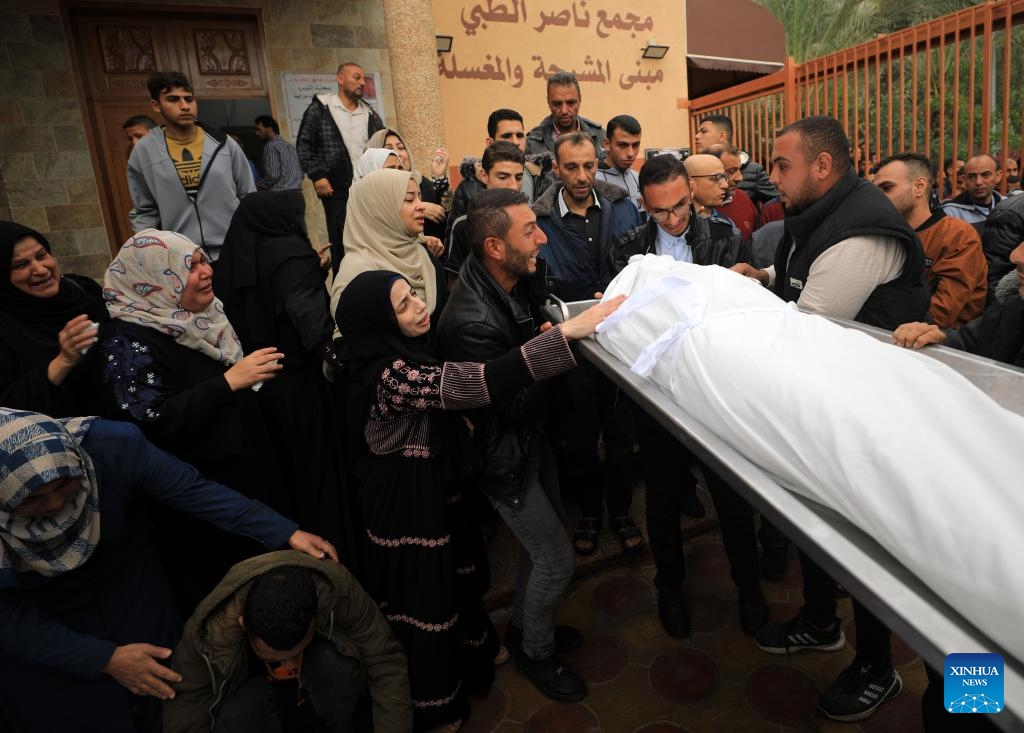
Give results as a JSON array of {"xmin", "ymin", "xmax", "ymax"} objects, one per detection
[
  {"xmin": 330, "ymin": 168, "xmax": 447, "ymax": 325},
  {"xmin": 365, "ymin": 128, "xmax": 450, "ymax": 240},
  {"xmin": 0, "ymin": 222, "xmax": 107, "ymax": 416},
  {"xmin": 215, "ymin": 191, "xmax": 346, "ymax": 549},
  {"xmin": 96, "ymin": 229, "xmax": 286, "ymax": 610},
  {"xmin": 0, "ymin": 407, "xmax": 336, "ymax": 733},
  {"xmin": 335, "ymin": 270, "xmax": 620, "ymax": 732}
]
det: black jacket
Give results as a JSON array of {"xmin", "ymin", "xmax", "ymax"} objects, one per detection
[
  {"xmin": 739, "ymin": 156, "xmax": 778, "ymax": 205},
  {"xmin": 526, "ymin": 114, "xmax": 607, "ymax": 161},
  {"xmin": 982, "ymin": 194, "xmax": 1024, "ymax": 298},
  {"xmin": 773, "ymin": 168, "xmax": 930, "ymax": 330},
  {"xmin": 611, "ymin": 212, "xmax": 749, "ymax": 274},
  {"xmin": 533, "ymin": 181, "xmax": 641, "ymax": 301},
  {"xmin": 945, "ymin": 295, "xmax": 1024, "ymax": 367},
  {"xmin": 436, "ymin": 254, "xmax": 553, "ymax": 507},
  {"xmin": 295, "ymin": 96, "xmax": 384, "ymax": 192}
]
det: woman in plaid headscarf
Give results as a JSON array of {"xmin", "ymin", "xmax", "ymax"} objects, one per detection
[{"xmin": 0, "ymin": 408, "xmax": 336, "ymax": 732}]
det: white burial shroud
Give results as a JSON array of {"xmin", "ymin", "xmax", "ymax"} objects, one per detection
[{"xmin": 595, "ymin": 255, "xmax": 1024, "ymax": 661}]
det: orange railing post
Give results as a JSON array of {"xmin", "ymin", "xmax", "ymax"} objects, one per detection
[{"xmin": 685, "ymin": 0, "xmax": 1024, "ymax": 192}]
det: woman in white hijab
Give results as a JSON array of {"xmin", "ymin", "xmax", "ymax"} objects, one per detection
[
  {"xmin": 330, "ymin": 169, "xmax": 444, "ymax": 322},
  {"xmin": 354, "ymin": 148, "xmax": 402, "ymax": 181}
]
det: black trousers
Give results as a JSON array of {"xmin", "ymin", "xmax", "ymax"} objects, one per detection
[
  {"xmin": 321, "ymin": 193, "xmax": 348, "ymax": 276},
  {"xmin": 560, "ymin": 359, "xmax": 635, "ymax": 521},
  {"xmin": 798, "ymin": 551, "xmax": 891, "ymax": 669},
  {"xmin": 636, "ymin": 411, "xmax": 759, "ymax": 594},
  {"xmin": 215, "ymin": 639, "xmax": 363, "ymax": 733}
]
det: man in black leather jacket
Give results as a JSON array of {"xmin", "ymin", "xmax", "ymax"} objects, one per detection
[
  {"xmin": 436, "ymin": 188, "xmax": 587, "ymax": 704},
  {"xmin": 610, "ymin": 155, "xmax": 776, "ymax": 642},
  {"xmin": 611, "ymin": 156, "xmax": 748, "ymax": 274}
]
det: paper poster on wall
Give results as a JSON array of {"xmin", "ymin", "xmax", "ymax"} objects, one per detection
[{"xmin": 281, "ymin": 72, "xmax": 385, "ymax": 140}]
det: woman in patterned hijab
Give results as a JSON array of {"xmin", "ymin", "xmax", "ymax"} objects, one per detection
[
  {"xmin": 96, "ymin": 230, "xmax": 286, "ymax": 613},
  {"xmin": 103, "ymin": 229, "xmax": 243, "ymax": 366}
]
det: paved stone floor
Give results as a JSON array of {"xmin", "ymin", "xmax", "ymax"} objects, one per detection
[{"xmin": 468, "ymin": 485, "xmax": 929, "ymax": 732}]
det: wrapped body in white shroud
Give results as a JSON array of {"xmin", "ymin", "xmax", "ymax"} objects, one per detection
[{"xmin": 595, "ymin": 255, "xmax": 1024, "ymax": 661}]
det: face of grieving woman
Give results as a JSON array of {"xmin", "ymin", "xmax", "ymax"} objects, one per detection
[
  {"xmin": 9, "ymin": 237, "xmax": 61, "ymax": 299},
  {"xmin": 389, "ymin": 278, "xmax": 430, "ymax": 338}
]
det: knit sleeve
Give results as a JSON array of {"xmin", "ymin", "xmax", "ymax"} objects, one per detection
[{"xmin": 375, "ymin": 326, "xmax": 576, "ymax": 417}]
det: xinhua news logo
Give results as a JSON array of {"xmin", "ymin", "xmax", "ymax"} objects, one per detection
[{"xmin": 945, "ymin": 653, "xmax": 1003, "ymax": 714}]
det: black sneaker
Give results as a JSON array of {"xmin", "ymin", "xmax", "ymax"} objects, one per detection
[
  {"xmin": 505, "ymin": 624, "xmax": 583, "ymax": 655},
  {"xmin": 819, "ymin": 662, "xmax": 902, "ymax": 722},
  {"xmin": 755, "ymin": 611, "xmax": 846, "ymax": 654},
  {"xmin": 516, "ymin": 653, "xmax": 587, "ymax": 702},
  {"xmin": 657, "ymin": 591, "xmax": 690, "ymax": 638}
]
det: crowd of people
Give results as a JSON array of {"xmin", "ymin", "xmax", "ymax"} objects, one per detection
[{"xmin": 1, "ymin": 60, "xmax": 1021, "ymax": 733}]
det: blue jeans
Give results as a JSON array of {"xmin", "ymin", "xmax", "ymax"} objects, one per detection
[{"xmin": 490, "ymin": 447, "xmax": 576, "ymax": 660}]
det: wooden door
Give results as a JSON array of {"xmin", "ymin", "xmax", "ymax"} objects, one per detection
[
  {"xmin": 64, "ymin": 3, "xmax": 270, "ymax": 254},
  {"xmin": 93, "ymin": 104, "xmax": 160, "ymax": 248}
]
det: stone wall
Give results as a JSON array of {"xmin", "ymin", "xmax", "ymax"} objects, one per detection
[{"xmin": 0, "ymin": 0, "xmax": 397, "ymax": 279}]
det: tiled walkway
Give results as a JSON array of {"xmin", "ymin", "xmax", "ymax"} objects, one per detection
[{"xmin": 467, "ymin": 486, "xmax": 928, "ymax": 732}]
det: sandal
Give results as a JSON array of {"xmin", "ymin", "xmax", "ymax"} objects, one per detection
[
  {"xmin": 611, "ymin": 516, "xmax": 645, "ymax": 555},
  {"xmin": 573, "ymin": 516, "xmax": 601, "ymax": 556}
]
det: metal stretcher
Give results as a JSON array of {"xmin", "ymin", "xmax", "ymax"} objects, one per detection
[{"xmin": 568, "ymin": 301, "xmax": 1024, "ymax": 731}]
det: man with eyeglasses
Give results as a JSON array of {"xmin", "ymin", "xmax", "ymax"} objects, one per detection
[
  {"xmin": 705, "ymin": 143, "xmax": 759, "ymax": 242},
  {"xmin": 683, "ymin": 153, "xmax": 732, "ymax": 221},
  {"xmin": 610, "ymin": 155, "xmax": 767, "ymax": 641}
]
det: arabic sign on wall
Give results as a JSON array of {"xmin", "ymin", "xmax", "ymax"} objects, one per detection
[{"xmin": 432, "ymin": 0, "xmax": 687, "ymax": 168}]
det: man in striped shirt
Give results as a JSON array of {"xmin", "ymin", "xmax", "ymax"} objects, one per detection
[{"xmin": 254, "ymin": 115, "xmax": 303, "ymax": 192}]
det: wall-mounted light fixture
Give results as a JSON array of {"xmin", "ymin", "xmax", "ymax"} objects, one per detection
[
  {"xmin": 641, "ymin": 44, "xmax": 670, "ymax": 60},
  {"xmin": 436, "ymin": 35, "xmax": 454, "ymax": 53}
]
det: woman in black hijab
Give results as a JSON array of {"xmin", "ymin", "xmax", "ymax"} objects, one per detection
[
  {"xmin": 0, "ymin": 221, "xmax": 107, "ymax": 416},
  {"xmin": 335, "ymin": 270, "xmax": 618, "ymax": 732},
  {"xmin": 214, "ymin": 191, "xmax": 346, "ymax": 549}
]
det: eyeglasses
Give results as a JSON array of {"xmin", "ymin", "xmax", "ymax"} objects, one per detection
[
  {"xmin": 647, "ymin": 203, "xmax": 690, "ymax": 223},
  {"xmin": 690, "ymin": 173, "xmax": 729, "ymax": 184}
]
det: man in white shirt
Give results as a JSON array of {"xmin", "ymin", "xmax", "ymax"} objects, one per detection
[
  {"xmin": 733, "ymin": 114, "xmax": 928, "ymax": 724},
  {"xmin": 296, "ymin": 62, "xmax": 384, "ymax": 273}
]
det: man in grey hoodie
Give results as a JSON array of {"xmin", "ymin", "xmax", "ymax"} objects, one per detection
[{"xmin": 128, "ymin": 71, "xmax": 255, "ymax": 262}]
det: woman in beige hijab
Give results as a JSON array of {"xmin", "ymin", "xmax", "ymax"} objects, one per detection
[
  {"xmin": 331, "ymin": 168, "xmax": 445, "ymax": 322},
  {"xmin": 365, "ymin": 128, "xmax": 450, "ymax": 240}
]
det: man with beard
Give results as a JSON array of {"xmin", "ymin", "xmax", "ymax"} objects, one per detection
[
  {"xmin": 526, "ymin": 72, "xmax": 607, "ymax": 163},
  {"xmin": 732, "ymin": 115, "xmax": 929, "ymax": 723},
  {"xmin": 873, "ymin": 153, "xmax": 988, "ymax": 327},
  {"xmin": 437, "ymin": 188, "xmax": 625, "ymax": 703},
  {"xmin": 531, "ymin": 131, "xmax": 642, "ymax": 580},
  {"xmin": 704, "ymin": 143, "xmax": 759, "ymax": 242},
  {"xmin": 941, "ymin": 154, "xmax": 1003, "ymax": 229},
  {"xmin": 296, "ymin": 62, "xmax": 384, "ymax": 272}
]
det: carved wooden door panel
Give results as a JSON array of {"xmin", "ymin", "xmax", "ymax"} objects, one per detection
[
  {"xmin": 65, "ymin": 4, "xmax": 268, "ymax": 255},
  {"xmin": 183, "ymin": 21, "xmax": 268, "ymax": 97}
]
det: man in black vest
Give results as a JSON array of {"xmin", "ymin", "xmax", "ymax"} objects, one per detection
[{"xmin": 732, "ymin": 115, "xmax": 929, "ymax": 723}]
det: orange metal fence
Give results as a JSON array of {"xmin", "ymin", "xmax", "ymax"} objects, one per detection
[{"xmin": 687, "ymin": 0, "xmax": 1024, "ymax": 192}]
